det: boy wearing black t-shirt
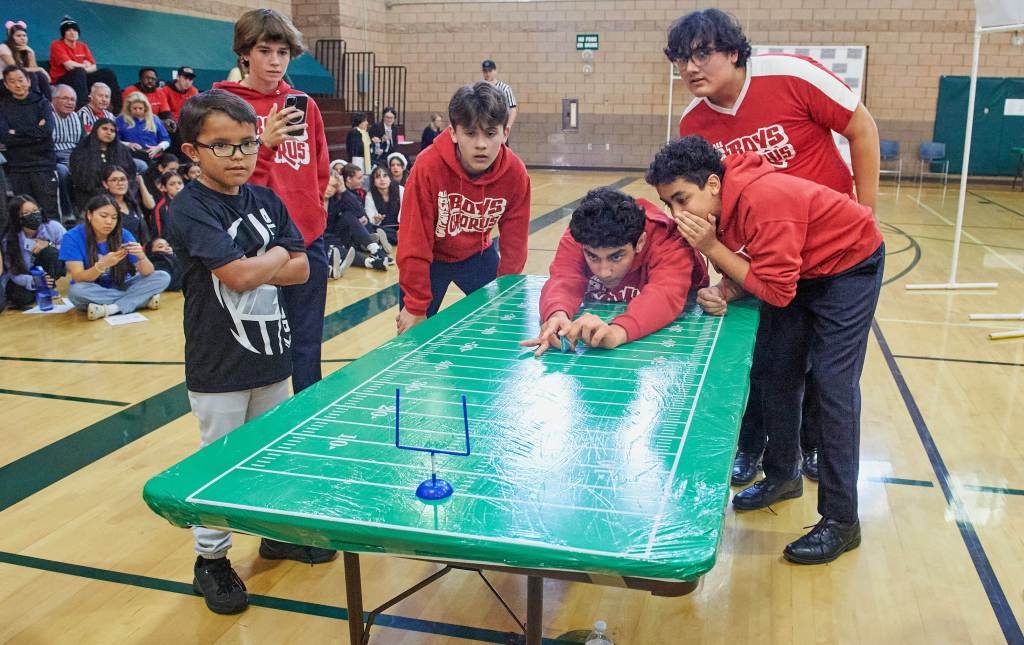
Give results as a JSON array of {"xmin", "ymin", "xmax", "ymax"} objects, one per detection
[{"xmin": 168, "ymin": 90, "xmax": 323, "ymax": 615}]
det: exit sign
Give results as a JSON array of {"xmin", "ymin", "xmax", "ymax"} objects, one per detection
[{"xmin": 576, "ymin": 34, "xmax": 599, "ymax": 50}]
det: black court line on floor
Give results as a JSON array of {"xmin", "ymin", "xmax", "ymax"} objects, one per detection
[
  {"xmin": 0, "ymin": 551, "xmax": 575, "ymax": 645},
  {"xmin": 0, "ymin": 388, "xmax": 129, "ymax": 407},
  {"xmin": 892, "ymin": 354, "xmax": 1024, "ymax": 369},
  {"xmin": 969, "ymin": 191, "xmax": 1024, "ymax": 219},
  {"xmin": 0, "ymin": 356, "xmax": 186, "ymax": 365},
  {"xmin": 872, "ymin": 320, "xmax": 1023, "ymax": 642}
]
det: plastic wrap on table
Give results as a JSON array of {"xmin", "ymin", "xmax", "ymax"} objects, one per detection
[{"xmin": 144, "ymin": 274, "xmax": 758, "ymax": 582}]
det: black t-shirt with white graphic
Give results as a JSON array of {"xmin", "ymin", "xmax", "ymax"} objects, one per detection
[{"xmin": 168, "ymin": 181, "xmax": 306, "ymax": 393}]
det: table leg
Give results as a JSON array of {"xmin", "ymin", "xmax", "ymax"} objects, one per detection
[
  {"xmin": 526, "ymin": 575, "xmax": 543, "ymax": 645},
  {"xmin": 344, "ymin": 552, "xmax": 365, "ymax": 645}
]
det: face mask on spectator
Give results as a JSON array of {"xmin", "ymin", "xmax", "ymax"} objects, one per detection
[{"xmin": 21, "ymin": 211, "xmax": 43, "ymax": 231}]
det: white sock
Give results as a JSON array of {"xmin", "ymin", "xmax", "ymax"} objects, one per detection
[
  {"xmin": 107, "ymin": 304, "xmax": 121, "ymax": 316},
  {"xmin": 366, "ymin": 242, "xmax": 380, "ymax": 254}
]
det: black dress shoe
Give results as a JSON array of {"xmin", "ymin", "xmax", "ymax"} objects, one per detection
[
  {"xmin": 801, "ymin": 449, "xmax": 819, "ymax": 481},
  {"xmin": 732, "ymin": 476, "xmax": 802, "ymax": 511},
  {"xmin": 731, "ymin": 450, "xmax": 763, "ymax": 486},
  {"xmin": 783, "ymin": 517, "xmax": 861, "ymax": 564}
]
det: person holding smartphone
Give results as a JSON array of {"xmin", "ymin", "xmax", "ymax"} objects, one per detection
[{"xmin": 214, "ymin": 9, "xmax": 331, "ymax": 396}]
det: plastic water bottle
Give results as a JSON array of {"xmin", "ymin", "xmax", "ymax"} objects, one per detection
[
  {"xmin": 584, "ymin": 620, "xmax": 613, "ymax": 645},
  {"xmin": 30, "ymin": 267, "xmax": 53, "ymax": 311}
]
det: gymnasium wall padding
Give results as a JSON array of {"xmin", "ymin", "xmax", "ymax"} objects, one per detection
[
  {"xmin": 933, "ymin": 75, "xmax": 1024, "ymax": 176},
  {"xmin": 6, "ymin": 0, "xmax": 333, "ymax": 95}
]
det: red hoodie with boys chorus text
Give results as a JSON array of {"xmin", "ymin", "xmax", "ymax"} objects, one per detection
[
  {"xmin": 213, "ymin": 80, "xmax": 329, "ymax": 246},
  {"xmin": 397, "ymin": 130, "xmax": 531, "ymax": 316},
  {"xmin": 540, "ymin": 198, "xmax": 709, "ymax": 342},
  {"xmin": 717, "ymin": 152, "xmax": 882, "ymax": 307}
]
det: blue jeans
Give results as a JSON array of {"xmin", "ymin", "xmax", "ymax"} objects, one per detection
[
  {"xmin": 399, "ymin": 244, "xmax": 499, "ymax": 317},
  {"xmin": 68, "ymin": 270, "xmax": 171, "ymax": 313},
  {"xmin": 760, "ymin": 244, "xmax": 885, "ymax": 524},
  {"xmin": 281, "ymin": 236, "xmax": 328, "ymax": 394}
]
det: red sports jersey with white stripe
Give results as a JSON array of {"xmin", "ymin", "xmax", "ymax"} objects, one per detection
[{"xmin": 679, "ymin": 53, "xmax": 858, "ymax": 197}]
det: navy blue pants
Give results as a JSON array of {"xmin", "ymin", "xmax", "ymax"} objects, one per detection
[
  {"xmin": 737, "ymin": 317, "xmax": 819, "ymax": 455},
  {"xmin": 282, "ymin": 236, "xmax": 329, "ymax": 394},
  {"xmin": 399, "ymin": 245, "xmax": 499, "ymax": 317},
  {"xmin": 761, "ymin": 244, "xmax": 885, "ymax": 524}
]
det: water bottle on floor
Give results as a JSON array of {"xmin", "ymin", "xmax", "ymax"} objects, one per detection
[
  {"xmin": 585, "ymin": 620, "xmax": 613, "ymax": 645},
  {"xmin": 30, "ymin": 267, "xmax": 53, "ymax": 311}
]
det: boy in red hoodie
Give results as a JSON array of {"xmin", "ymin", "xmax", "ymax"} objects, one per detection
[
  {"xmin": 520, "ymin": 187, "xmax": 708, "ymax": 355},
  {"xmin": 647, "ymin": 135, "xmax": 884, "ymax": 565},
  {"xmin": 396, "ymin": 81, "xmax": 531, "ymax": 334},
  {"xmin": 213, "ymin": 9, "xmax": 331, "ymax": 398}
]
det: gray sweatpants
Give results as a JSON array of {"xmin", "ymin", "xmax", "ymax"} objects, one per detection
[{"xmin": 188, "ymin": 379, "xmax": 290, "ymax": 559}]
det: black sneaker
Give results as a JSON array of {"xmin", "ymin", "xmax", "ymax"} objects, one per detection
[
  {"xmin": 192, "ymin": 556, "xmax": 248, "ymax": 614},
  {"xmin": 259, "ymin": 538, "xmax": 337, "ymax": 564}
]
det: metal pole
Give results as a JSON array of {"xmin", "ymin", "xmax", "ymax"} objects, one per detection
[{"xmin": 948, "ymin": 26, "xmax": 982, "ymax": 285}]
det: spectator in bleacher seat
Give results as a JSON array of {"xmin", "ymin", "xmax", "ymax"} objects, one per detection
[
  {"xmin": 179, "ymin": 161, "xmax": 201, "ymax": 183},
  {"xmin": 386, "ymin": 151, "xmax": 408, "ymax": 186},
  {"xmin": 329, "ymin": 158, "xmax": 347, "ymax": 176},
  {"xmin": 152, "ymin": 170, "xmax": 183, "ymax": 238},
  {"xmin": 1, "ymin": 21, "xmax": 51, "ymax": 101},
  {"xmin": 49, "ymin": 16, "xmax": 122, "ymax": 112},
  {"xmin": 226, "ymin": 56, "xmax": 246, "ymax": 82},
  {"xmin": 117, "ymin": 91, "xmax": 172, "ymax": 162},
  {"xmin": 50, "ymin": 84, "xmax": 83, "ymax": 223},
  {"xmin": 121, "ymin": 67, "xmax": 168, "ymax": 116},
  {"xmin": 59, "ymin": 193, "xmax": 169, "ymax": 320},
  {"xmin": 69, "ymin": 117, "xmax": 138, "ymax": 211},
  {"xmin": 0, "ymin": 65, "xmax": 60, "ymax": 223},
  {"xmin": 2, "ymin": 194, "xmax": 66, "ymax": 309},
  {"xmin": 101, "ymin": 164, "xmax": 153, "ymax": 248},
  {"xmin": 346, "ymin": 112, "xmax": 371, "ymax": 173},
  {"xmin": 76, "ymin": 82, "xmax": 115, "ymax": 134},
  {"xmin": 421, "ymin": 112, "xmax": 444, "ymax": 149},
  {"xmin": 143, "ymin": 153, "xmax": 178, "ymax": 208},
  {"xmin": 365, "ymin": 165, "xmax": 401, "ymax": 246},
  {"xmin": 162, "ymin": 66, "xmax": 198, "ymax": 123},
  {"xmin": 368, "ymin": 106, "xmax": 396, "ymax": 168}
]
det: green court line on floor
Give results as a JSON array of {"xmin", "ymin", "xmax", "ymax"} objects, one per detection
[
  {"xmin": 868, "ymin": 476, "xmax": 934, "ymax": 487},
  {"xmin": 961, "ymin": 484, "xmax": 1024, "ymax": 497},
  {"xmin": 0, "ymin": 551, "xmax": 576, "ymax": 644},
  {"xmin": 0, "ymin": 179, "xmax": 634, "ymax": 515},
  {"xmin": 0, "ymin": 388, "xmax": 129, "ymax": 407},
  {"xmin": 0, "ymin": 356, "xmax": 186, "ymax": 366}
]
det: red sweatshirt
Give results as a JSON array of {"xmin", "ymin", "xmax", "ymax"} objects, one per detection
[
  {"xmin": 213, "ymin": 80, "xmax": 329, "ymax": 246},
  {"xmin": 397, "ymin": 131, "xmax": 531, "ymax": 316},
  {"xmin": 718, "ymin": 152, "xmax": 882, "ymax": 307},
  {"xmin": 49, "ymin": 39, "xmax": 95, "ymax": 82},
  {"xmin": 161, "ymin": 84, "xmax": 198, "ymax": 121},
  {"xmin": 540, "ymin": 199, "xmax": 709, "ymax": 341}
]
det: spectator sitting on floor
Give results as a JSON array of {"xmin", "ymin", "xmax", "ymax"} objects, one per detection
[
  {"xmin": 2, "ymin": 194, "xmax": 66, "ymax": 308},
  {"xmin": 147, "ymin": 236, "xmax": 182, "ymax": 291},
  {"xmin": 143, "ymin": 153, "xmax": 178, "ymax": 207},
  {"xmin": 76, "ymin": 82, "xmax": 115, "ymax": 134},
  {"xmin": 386, "ymin": 152, "xmax": 409, "ymax": 186},
  {"xmin": 48, "ymin": 16, "xmax": 122, "ymax": 112},
  {"xmin": 330, "ymin": 158, "xmax": 347, "ymax": 177},
  {"xmin": 178, "ymin": 162, "xmax": 201, "ymax": 183},
  {"xmin": 421, "ymin": 112, "xmax": 444, "ymax": 149},
  {"xmin": 0, "ymin": 21, "xmax": 50, "ymax": 101},
  {"xmin": 364, "ymin": 165, "xmax": 401, "ymax": 246},
  {"xmin": 121, "ymin": 67, "xmax": 168, "ymax": 116},
  {"xmin": 325, "ymin": 167, "xmax": 392, "ymax": 274},
  {"xmin": 69, "ymin": 118, "xmax": 138, "ymax": 211},
  {"xmin": 58, "ymin": 194, "xmax": 169, "ymax": 320},
  {"xmin": 0, "ymin": 65, "xmax": 60, "ymax": 222},
  {"xmin": 117, "ymin": 91, "xmax": 172, "ymax": 162},
  {"xmin": 101, "ymin": 164, "xmax": 153, "ymax": 248}
]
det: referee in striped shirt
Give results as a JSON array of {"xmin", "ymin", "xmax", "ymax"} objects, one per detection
[{"xmin": 482, "ymin": 60, "xmax": 517, "ymax": 135}]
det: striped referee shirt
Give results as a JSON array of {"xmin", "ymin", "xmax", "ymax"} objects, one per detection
[
  {"xmin": 51, "ymin": 109, "xmax": 84, "ymax": 160},
  {"xmin": 490, "ymin": 79, "xmax": 517, "ymax": 109},
  {"xmin": 76, "ymin": 105, "xmax": 115, "ymax": 133}
]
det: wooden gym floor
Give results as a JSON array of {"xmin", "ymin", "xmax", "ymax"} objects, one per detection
[{"xmin": 1, "ymin": 171, "xmax": 1022, "ymax": 644}]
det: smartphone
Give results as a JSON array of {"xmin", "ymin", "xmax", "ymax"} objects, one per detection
[{"xmin": 284, "ymin": 94, "xmax": 308, "ymax": 125}]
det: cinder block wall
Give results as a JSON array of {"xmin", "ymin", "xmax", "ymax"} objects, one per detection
[{"xmin": 96, "ymin": 0, "xmax": 1024, "ymax": 169}]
